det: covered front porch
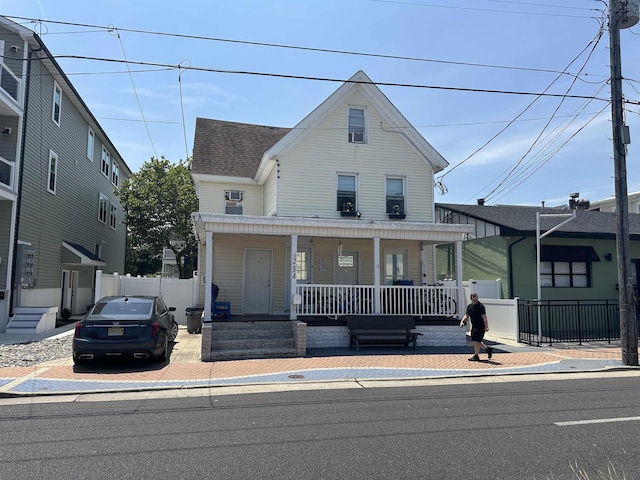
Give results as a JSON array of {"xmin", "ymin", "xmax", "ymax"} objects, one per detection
[{"xmin": 193, "ymin": 213, "xmax": 474, "ymax": 323}]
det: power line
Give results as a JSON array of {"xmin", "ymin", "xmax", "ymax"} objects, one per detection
[
  {"xmin": 38, "ymin": 53, "xmax": 612, "ymax": 102},
  {"xmin": 6, "ymin": 15, "xmax": 606, "ymax": 81}
]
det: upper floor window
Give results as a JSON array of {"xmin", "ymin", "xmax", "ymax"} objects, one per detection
[
  {"xmin": 101, "ymin": 146, "xmax": 110, "ymax": 177},
  {"xmin": 111, "ymin": 162, "xmax": 119, "ymax": 187},
  {"xmin": 225, "ymin": 190, "xmax": 244, "ymax": 214},
  {"xmin": 98, "ymin": 193, "xmax": 108, "ymax": 223},
  {"xmin": 348, "ymin": 107, "xmax": 366, "ymax": 144},
  {"xmin": 52, "ymin": 81, "xmax": 62, "ymax": 126},
  {"xmin": 386, "ymin": 177, "xmax": 406, "ymax": 218},
  {"xmin": 109, "ymin": 202, "xmax": 117, "ymax": 229},
  {"xmin": 48, "ymin": 150, "xmax": 58, "ymax": 193},
  {"xmin": 87, "ymin": 127, "xmax": 95, "ymax": 161},
  {"xmin": 337, "ymin": 174, "xmax": 357, "ymax": 215}
]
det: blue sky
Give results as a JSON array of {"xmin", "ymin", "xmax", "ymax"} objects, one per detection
[{"xmin": 3, "ymin": 0, "xmax": 640, "ymax": 207}]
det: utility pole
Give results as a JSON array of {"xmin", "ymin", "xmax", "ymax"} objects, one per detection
[{"xmin": 609, "ymin": 0, "xmax": 638, "ymax": 366}]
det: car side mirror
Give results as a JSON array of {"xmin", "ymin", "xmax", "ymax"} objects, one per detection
[{"xmin": 169, "ymin": 307, "xmax": 176, "ymax": 312}]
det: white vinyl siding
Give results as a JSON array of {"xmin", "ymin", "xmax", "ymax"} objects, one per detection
[
  {"xmin": 199, "ymin": 182, "xmax": 263, "ymax": 215},
  {"xmin": 273, "ymin": 90, "xmax": 434, "ymax": 221}
]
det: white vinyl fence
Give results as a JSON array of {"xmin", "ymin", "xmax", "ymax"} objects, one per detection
[
  {"xmin": 460, "ymin": 298, "xmax": 519, "ymax": 341},
  {"xmin": 95, "ymin": 271, "xmax": 199, "ymax": 324}
]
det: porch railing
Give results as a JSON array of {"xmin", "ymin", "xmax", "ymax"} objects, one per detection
[{"xmin": 296, "ymin": 284, "xmax": 459, "ymax": 318}]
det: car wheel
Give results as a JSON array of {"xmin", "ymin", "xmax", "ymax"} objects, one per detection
[
  {"xmin": 155, "ymin": 336, "xmax": 169, "ymax": 362},
  {"xmin": 167, "ymin": 320, "xmax": 179, "ymax": 342}
]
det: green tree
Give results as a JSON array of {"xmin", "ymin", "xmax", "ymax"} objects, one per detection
[{"xmin": 116, "ymin": 157, "xmax": 198, "ymax": 278}]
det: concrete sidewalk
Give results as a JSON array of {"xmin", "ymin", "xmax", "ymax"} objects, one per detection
[{"xmin": 0, "ymin": 325, "xmax": 634, "ymax": 397}]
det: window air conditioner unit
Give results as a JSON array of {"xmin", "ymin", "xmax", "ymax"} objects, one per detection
[
  {"xmin": 348, "ymin": 131, "xmax": 364, "ymax": 143},
  {"xmin": 386, "ymin": 199, "xmax": 406, "ymax": 219},
  {"xmin": 226, "ymin": 191, "xmax": 243, "ymax": 201},
  {"xmin": 339, "ymin": 197, "xmax": 357, "ymax": 216}
]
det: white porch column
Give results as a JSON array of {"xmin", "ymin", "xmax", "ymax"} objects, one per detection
[
  {"xmin": 204, "ymin": 230, "xmax": 213, "ymax": 323},
  {"xmin": 94, "ymin": 269, "xmax": 102, "ymax": 303},
  {"xmin": 455, "ymin": 240, "xmax": 464, "ymax": 318},
  {"xmin": 373, "ymin": 237, "xmax": 381, "ymax": 314},
  {"xmin": 289, "ymin": 234, "xmax": 298, "ymax": 320}
]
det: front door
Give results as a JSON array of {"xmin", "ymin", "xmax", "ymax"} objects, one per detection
[
  {"xmin": 244, "ymin": 249, "xmax": 272, "ymax": 314},
  {"xmin": 334, "ymin": 251, "xmax": 359, "ymax": 284}
]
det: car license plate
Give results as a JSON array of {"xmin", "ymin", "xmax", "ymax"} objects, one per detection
[{"xmin": 108, "ymin": 327, "xmax": 124, "ymax": 336}]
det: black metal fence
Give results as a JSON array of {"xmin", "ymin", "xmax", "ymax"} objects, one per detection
[{"xmin": 518, "ymin": 299, "xmax": 620, "ymax": 345}]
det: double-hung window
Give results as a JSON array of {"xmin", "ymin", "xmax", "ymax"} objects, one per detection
[
  {"xmin": 98, "ymin": 194, "xmax": 108, "ymax": 223},
  {"xmin": 87, "ymin": 127, "xmax": 94, "ymax": 160},
  {"xmin": 109, "ymin": 202, "xmax": 117, "ymax": 229},
  {"xmin": 348, "ymin": 107, "xmax": 366, "ymax": 144},
  {"xmin": 337, "ymin": 174, "xmax": 357, "ymax": 214},
  {"xmin": 386, "ymin": 177, "xmax": 406, "ymax": 218},
  {"xmin": 101, "ymin": 146, "xmax": 110, "ymax": 177},
  {"xmin": 111, "ymin": 162, "xmax": 119, "ymax": 186},
  {"xmin": 384, "ymin": 249, "xmax": 408, "ymax": 285},
  {"xmin": 52, "ymin": 81, "xmax": 62, "ymax": 126},
  {"xmin": 225, "ymin": 190, "xmax": 244, "ymax": 214},
  {"xmin": 47, "ymin": 150, "xmax": 58, "ymax": 194}
]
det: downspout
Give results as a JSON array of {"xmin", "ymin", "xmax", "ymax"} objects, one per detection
[
  {"xmin": 507, "ymin": 236, "xmax": 527, "ymax": 298},
  {"xmin": 9, "ymin": 44, "xmax": 39, "ymax": 316}
]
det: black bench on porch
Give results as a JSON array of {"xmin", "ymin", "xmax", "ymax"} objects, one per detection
[{"xmin": 346, "ymin": 316, "xmax": 422, "ymax": 351}]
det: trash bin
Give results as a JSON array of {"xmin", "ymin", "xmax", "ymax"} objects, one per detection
[{"xmin": 186, "ymin": 306, "xmax": 204, "ymax": 334}]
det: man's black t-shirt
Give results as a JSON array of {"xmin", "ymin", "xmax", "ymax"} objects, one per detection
[{"xmin": 466, "ymin": 301, "xmax": 486, "ymax": 329}]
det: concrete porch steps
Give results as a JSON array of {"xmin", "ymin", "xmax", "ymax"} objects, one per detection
[{"xmin": 208, "ymin": 320, "xmax": 300, "ymax": 360}]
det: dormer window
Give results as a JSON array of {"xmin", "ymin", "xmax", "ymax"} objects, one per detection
[
  {"xmin": 225, "ymin": 190, "xmax": 244, "ymax": 214},
  {"xmin": 386, "ymin": 177, "xmax": 406, "ymax": 219},
  {"xmin": 348, "ymin": 107, "xmax": 366, "ymax": 144}
]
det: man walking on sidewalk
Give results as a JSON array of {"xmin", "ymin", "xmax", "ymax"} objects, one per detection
[{"xmin": 460, "ymin": 293, "xmax": 493, "ymax": 361}]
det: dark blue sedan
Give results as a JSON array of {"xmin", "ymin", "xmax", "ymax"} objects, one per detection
[{"xmin": 73, "ymin": 296, "xmax": 179, "ymax": 365}]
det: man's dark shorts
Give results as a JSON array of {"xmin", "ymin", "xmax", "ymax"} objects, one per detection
[{"xmin": 471, "ymin": 327, "xmax": 485, "ymax": 343}]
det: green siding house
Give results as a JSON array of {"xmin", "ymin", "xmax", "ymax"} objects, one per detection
[
  {"xmin": 0, "ymin": 16, "xmax": 131, "ymax": 332},
  {"xmin": 435, "ymin": 203, "xmax": 640, "ymax": 303}
]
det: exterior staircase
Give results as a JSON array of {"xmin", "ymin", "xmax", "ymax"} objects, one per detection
[
  {"xmin": 6, "ymin": 307, "xmax": 58, "ymax": 334},
  {"xmin": 207, "ymin": 321, "xmax": 303, "ymax": 360}
]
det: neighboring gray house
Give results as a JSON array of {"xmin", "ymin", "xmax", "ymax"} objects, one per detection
[{"xmin": 0, "ymin": 16, "xmax": 131, "ymax": 332}]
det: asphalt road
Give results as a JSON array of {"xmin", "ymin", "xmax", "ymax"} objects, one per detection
[{"xmin": 1, "ymin": 373, "xmax": 640, "ymax": 480}]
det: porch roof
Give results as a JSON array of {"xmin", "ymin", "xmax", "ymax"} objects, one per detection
[{"xmin": 192, "ymin": 213, "xmax": 473, "ymax": 243}]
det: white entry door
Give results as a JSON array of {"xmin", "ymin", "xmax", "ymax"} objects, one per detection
[
  {"xmin": 334, "ymin": 251, "xmax": 359, "ymax": 284},
  {"xmin": 244, "ymin": 249, "xmax": 272, "ymax": 314}
]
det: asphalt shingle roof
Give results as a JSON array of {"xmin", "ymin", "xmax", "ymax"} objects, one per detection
[
  {"xmin": 436, "ymin": 203, "xmax": 640, "ymax": 238},
  {"xmin": 192, "ymin": 118, "xmax": 291, "ymax": 178}
]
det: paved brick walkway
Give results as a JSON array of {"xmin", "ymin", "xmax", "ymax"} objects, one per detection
[{"xmin": 0, "ymin": 327, "xmax": 631, "ymax": 396}]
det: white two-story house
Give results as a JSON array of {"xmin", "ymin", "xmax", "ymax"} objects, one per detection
[{"xmin": 191, "ymin": 71, "xmax": 472, "ymax": 347}]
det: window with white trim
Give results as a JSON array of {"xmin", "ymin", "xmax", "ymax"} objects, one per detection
[
  {"xmin": 101, "ymin": 146, "xmax": 110, "ymax": 177},
  {"xmin": 87, "ymin": 127, "xmax": 94, "ymax": 160},
  {"xmin": 111, "ymin": 162, "xmax": 119, "ymax": 186},
  {"xmin": 385, "ymin": 177, "xmax": 406, "ymax": 218},
  {"xmin": 47, "ymin": 150, "xmax": 58, "ymax": 193},
  {"xmin": 337, "ymin": 174, "xmax": 357, "ymax": 214},
  {"xmin": 109, "ymin": 202, "xmax": 117, "ymax": 229},
  {"xmin": 224, "ymin": 190, "xmax": 244, "ymax": 214},
  {"xmin": 52, "ymin": 81, "xmax": 62, "ymax": 126},
  {"xmin": 98, "ymin": 193, "xmax": 108, "ymax": 223},
  {"xmin": 348, "ymin": 107, "xmax": 366, "ymax": 143}
]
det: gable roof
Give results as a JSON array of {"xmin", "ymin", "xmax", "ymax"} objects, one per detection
[
  {"xmin": 192, "ymin": 118, "xmax": 290, "ymax": 178},
  {"xmin": 436, "ymin": 203, "xmax": 640, "ymax": 239},
  {"xmin": 258, "ymin": 71, "xmax": 447, "ymax": 182},
  {"xmin": 192, "ymin": 71, "xmax": 448, "ymax": 182}
]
